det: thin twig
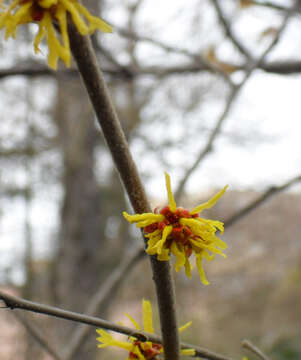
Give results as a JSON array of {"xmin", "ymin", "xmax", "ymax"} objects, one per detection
[
  {"xmin": 63, "ymin": 248, "xmax": 145, "ymax": 360},
  {"xmin": 250, "ymin": 0, "xmax": 301, "ymax": 14},
  {"xmin": 113, "ymin": 24, "xmax": 233, "ymax": 85},
  {"xmin": 175, "ymin": 6, "xmax": 293, "ymax": 201},
  {"xmin": 242, "ymin": 339, "xmax": 270, "ymax": 360},
  {"xmin": 68, "ymin": 23, "xmax": 180, "ymax": 360},
  {"xmin": 211, "ymin": 0, "xmax": 253, "ymax": 59},
  {"xmin": 3, "ymin": 59, "xmax": 301, "ymax": 81},
  {"xmin": 0, "ymin": 289, "xmax": 234, "ymax": 360},
  {"xmin": 225, "ymin": 174, "xmax": 301, "ymax": 227},
  {"xmin": 13, "ymin": 312, "xmax": 63, "ymax": 360},
  {"xmin": 175, "ymin": 84, "xmax": 237, "ymax": 201}
]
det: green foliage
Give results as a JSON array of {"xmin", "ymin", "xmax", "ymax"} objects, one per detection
[{"xmin": 269, "ymin": 332, "xmax": 301, "ymax": 360}]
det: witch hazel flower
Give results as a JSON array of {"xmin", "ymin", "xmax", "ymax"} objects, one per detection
[
  {"xmin": 123, "ymin": 173, "xmax": 228, "ymax": 285},
  {"xmin": 96, "ymin": 299, "xmax": 195, "ymax": 360},
  {"xmin": 0, "ymin": 0, "xmax": 112, "ymax": 69}
]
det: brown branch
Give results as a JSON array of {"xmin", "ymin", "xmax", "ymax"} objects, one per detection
[
  {"xmin": 67, "ymin": 24, "xmax": 180, "ymax": 360},
  {"xmin": 113, "ymin": 25, "xmax": 233, "ymax": 84},
  {"xmin": 0, "ymin": 289, "xmax": 235, "ymax": 360},
  {"xmin": 175, "ymin": 7, "xmax": 293, "ymax": 200},
  {"xmin": 242, "ymin": 339, "xmax": 270, "ymax": 360},
  {"xmin": 3, "ymin": 59, "xmax": 301, "ymax": 82},
  {"xmin": 250, "ymin": 0, "xmax": 301, "ymax": 13},
  {"xmin": 211, "ymin": 0, "xmax": 253, "ymax": 59},
  {"xmin": 115, "ymin": 26, "xmax": 213, "ymax": 64},
  {"xmin": 175, "ymin": 85, "xmax": 236, "ymax": 201},
  {"xmin": 225, "ymin": 174, "xmax": 301, "ymax": 227}
]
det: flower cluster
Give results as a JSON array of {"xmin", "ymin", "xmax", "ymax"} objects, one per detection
[
  {"xmin": 0, "ymin": 0, "xmax": 112, "ymax": 69},
  {"xmin": 123, "ymin": 173, "xmax": 227, "ymax": 285},
  {"xmin": 96, "ymin": 299, "xmax": 195, "ymax": 360}
]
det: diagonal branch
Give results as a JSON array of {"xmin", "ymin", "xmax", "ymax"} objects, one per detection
[
  {"xmin": 111, "ymin": 24, "xmax": 233, "ymax": 85},
  {"xmin": 250, "ymin": 0, "xmax": 301, "ymax": 13},
  {"xmin": 211, "ymin": 0, "xmax": 253, "ymax": 59},
  {"xmin": 0, "ymin": 289, "xmax": 235, "ymax": 360},
  {"xmin": 67, "ymin": 23, "xmax": 180, "ymax": 360},
  {"xmin": 175, "ymin": 84, "xmax": 237, "ymax": 201},
  {"xmin": 242, "ymin": 339, "xmax": 270, "ymax": 360},
  {"xmin": 175, "ymin": 6, "xmax": 293, "ymax": 201},
  {"xmin": 224, "ymin": 174, "xmax": 301, "ymax": 227}
]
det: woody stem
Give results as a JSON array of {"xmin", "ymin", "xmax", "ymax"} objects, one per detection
[{"xmin": 67, "ymin": 23, "xmax": 181, "ymax": 360}]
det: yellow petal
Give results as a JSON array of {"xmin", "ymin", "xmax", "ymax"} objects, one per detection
[
  {"xmin": 195, "ymin": 254, "xmax": 209, "ymax": 285},
  {"xmin": 73, "ymin": 2, "xmax": 112, "ymax": 33},
  {"xmin": 181, "ymin": 348, "xmax": 196, "ymax": 356},
  {"xmin": 123, "ymin": 211, "xmax": 164, "ymax": 226},
  {"xmin": 189, "ymin": 238, "xmax": 206, "ymax": 251},
  {"xmin": 203, "ymin": 244, "xmax": 226, "ymax": 257},
  {"xmin": 203, "ymin": 251, "xmax": 214, "ymax": 261},
  {"xmin": 96, "ymin": 329, "xmax": 133, "ymax": 351},
  {"xmin": 170, "ymin": 242, "xmax": 186, "ymax": 272},
  {"xmin": 146, "ymin": 235, "xmax": 161, "ymax": 254},
  {"xmin": 55, "ymin": 4, "xmax": 69, "ymax": 49},
  {"xmin": 4, "ymin": 1, "xmax": 32, "ymax": 39},
  {"xmin": 131, "ymin": 345, "xmax": 146, "ymax": 360},
  {"xmin": 205, "ymin": 219, "xmax": 225, "ymax": 234},
  {"xmin": 179, "ymin": 218, "xmax": 206, "ymax": 237},
  {"xmin": 164, "ymin": 172, "xmax": 177, "ymax": 212},
  {"xmin": 184, "ymin": 257, "xmax": 192, "ymax": 278},
  {"xmin": 157, "ymin": 248, "xmax": 170, "ymax": 261},
  {"xmin": 145, "ymin": 229, "xmax": 161, "ymax": 238},
  {"xmin": 60, "ymin": 0, "xmax": 89, "ymax": 35},
  {"xmin": 34, "ymin": 21, "xmax": 46, "ymax": 54},
  {"xmin": 211, "ymin": 235, "xmax": 227, "ymax": 250},
  {"xmin": 96, "ymin": 329, "xmax": 113, "ymax": 343},
  {"xmin": 38, "ymin": 0, "xmax": 58, "ymax": 8},
  {"xmin": 125, "ymin": 313, "xmax": 141, "ymax": 331},
  {"xmin": 142, "ymin": 299, "xmax": 154, "ymax": 333},
  {"xmin": 178, "ymin": 321, "xmax": 192, "ymax": 333},
  {"xmin": 155, "ymin": 225, "xmax": 172, "ymax": 254},
  {"xmin": 190, "ymin": 185, "xmax": 228, "ymax": 214},
  {"xmin": 43, "ymin": 12, "xmax": 70, "ymax": 69}
]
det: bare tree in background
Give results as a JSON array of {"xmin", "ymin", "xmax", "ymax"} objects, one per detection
[{"xmin": 0, "ymin": 1, "xmax": 301, "ymax": 360}]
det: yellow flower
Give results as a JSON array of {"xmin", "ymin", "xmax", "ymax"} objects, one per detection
[
  {"xmin": 96, "ymin": 299, "xmax": 195, "ymax": 360},
  {"xmin": 0, "ymin": 0, "xmax": 112, "ymax": 69},
  {"xmin": 123, "ymin": 173, "xmax": 227, "ymax": 285}
]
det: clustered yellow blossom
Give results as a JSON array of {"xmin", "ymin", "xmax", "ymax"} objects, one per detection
[
  {"xmin": 96, "ymin": 299, "xmax": 195, "ymax": 360},
  {"xmin": 0, "ymin": 0, "xmax": 112, "ymax": 69},
  {"xmin": 123, "ymin": 173, "xmax": 227, "ymax": 285}
]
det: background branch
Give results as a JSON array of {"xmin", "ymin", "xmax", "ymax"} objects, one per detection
[
  {"xmin": 242, "ymin": 339, "xmax": 270, "ymax": 360},
  {"xmin": 211, "ymin": 0, "xmax": 253, "ymax": 59},
  {"xmin": 175, "ymin": 7, "xmax": 292, "ymax": 200},
  {"xmin": 0, "ymin": 289, "xmax": 235, "ymax": 360},
  {"xmin": 224, "ymin": 174, "xmax": 301, "ymax": 227}
]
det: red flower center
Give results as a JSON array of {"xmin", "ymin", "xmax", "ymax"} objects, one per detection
[
  {"xmin": 144, "ymin": 206, "xmax": 199, "ymax": 249},
  {"xmin": 129, "ymin": 341, "xmax": 162, "ymax": 360},
  {"xmin": 18, "ymin": 0, "xmax": 58, "ymax": 21}
]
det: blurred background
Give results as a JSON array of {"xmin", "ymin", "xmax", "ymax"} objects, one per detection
[{"xmin": 0, "ymin": 0, "xmax": 301, "ymax": 359}]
